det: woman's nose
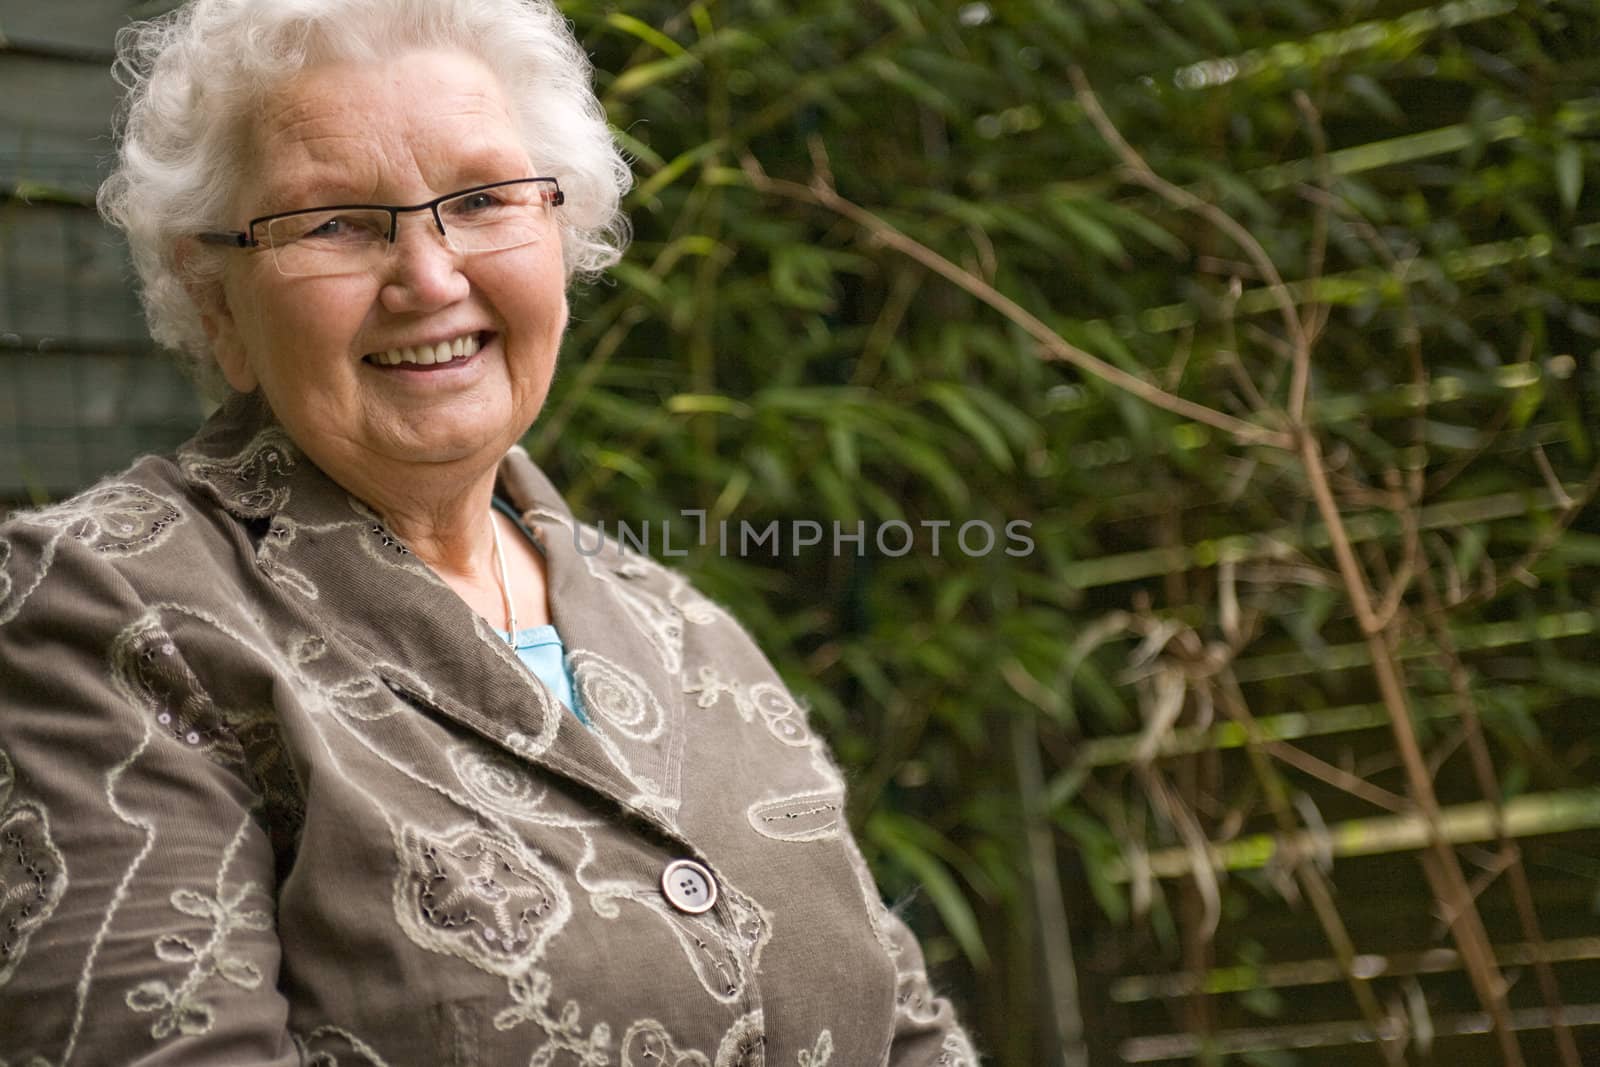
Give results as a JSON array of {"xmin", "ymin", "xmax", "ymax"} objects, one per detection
[{"xmin": 377, "ymin": 214, "xmax": 470, "ymax": 312}]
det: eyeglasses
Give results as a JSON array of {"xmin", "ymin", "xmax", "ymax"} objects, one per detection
[{"xmin": 196, "ymin": 177, "xmax": 565, "ymax": 278}]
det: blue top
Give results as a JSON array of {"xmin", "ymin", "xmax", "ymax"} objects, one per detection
[
  {"xmin": 491, "ymin": 497, "xmax": 591, "ymax": 727},
  {"xmin": 497, "ymin": 622, "xmax": 590, "ymax": 726}
]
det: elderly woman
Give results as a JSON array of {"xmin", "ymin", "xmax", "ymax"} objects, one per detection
[{"xmin": 0, "ymin": 0, "xmax": 974, "ymax": 1063}]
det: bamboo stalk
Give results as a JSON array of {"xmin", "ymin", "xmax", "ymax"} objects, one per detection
[
  {"xmin": 1073, "ymin": 684, "xmax": 1557, "ymax": 767},
  {"xmin": 1060, "ymin": 484, "xmax": 1579, "ymax": 589},
  {"xmin": 1111, "ymin": 935, "xmax": 1600, "ymax": 1002},
  {"xmin": 1119, "ymin": 1002, "xmax": 1600, "ymax": 1063},
  {"xmin": 1215, "ymin": 676, "xmax": 1403, "ymax": 1065},
  {"xmin": 1418, "ymin": 571, "xmax": 1583, "ymax": 1067},
  {"xmin": 1106, "ymin": 788, "xmax": 1600, "ymax": 881},
  {"xmin": 1011, "ymin": 709, "xmax": 1089, "ymax": 1067}
]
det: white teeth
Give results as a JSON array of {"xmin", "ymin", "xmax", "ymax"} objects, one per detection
[{"xmin": 372, "ymin": 332, "xmax": 482, "ymax": 366}]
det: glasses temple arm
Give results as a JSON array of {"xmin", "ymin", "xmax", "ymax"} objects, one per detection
[{"xmin": 195, "ymin": 231, "xmax": 253, "ymax": 248}]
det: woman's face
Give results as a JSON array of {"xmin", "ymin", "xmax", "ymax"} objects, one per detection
[{"xmin": 203, "ymin": 48, "xmax": 568, "ymax": 493}]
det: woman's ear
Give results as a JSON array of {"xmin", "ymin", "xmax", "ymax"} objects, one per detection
[{"xmin": 175, "ymin": 238, "xmax": 257, "ymax": 393}]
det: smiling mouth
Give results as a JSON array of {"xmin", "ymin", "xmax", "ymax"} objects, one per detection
[{"xmin": 363, "ymin": 331, "xmax": 491, "ymax": 368}]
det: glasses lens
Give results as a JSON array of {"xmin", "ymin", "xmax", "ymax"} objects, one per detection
[
  {"xmin": 438, "ymin": 180, "xmax": 558, "ymax": 254},
  {"xmin": 264, "ymin": 209, "xmax": 392, "ymax": 277}
]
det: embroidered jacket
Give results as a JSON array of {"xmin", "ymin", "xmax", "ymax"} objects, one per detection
[{"xmin": 0, "ymin": 395, "xmax": 974, "ymax": 1066}]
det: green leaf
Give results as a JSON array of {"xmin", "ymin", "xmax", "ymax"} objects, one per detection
[
  {"xmin": 868, "ymin": 813, "xmax": 991, "ymax": 970},
  {"xmin": 1343, "ymin": 73, "xmax": 1405, "ymax": 124},
  {"xmin": 666, "ymin": 394, "xmax": 753, "ymax": 418},
  {"xmin": 864, "ymin": 426, "xmax": 971, "ymax": 510},
  {"xmin": 826, "ymin": 420, "xmax": 859, "ymax": 480},
  {"xmin": 925, "ymin": 382, "xmax": 1014, "ymax": 469},
  {"xmin": 1056, "ymin": 810, "xmax": 1129, "ymax": 924},
  {"xmin": 1046, "ymin": 199, "xmax": 1128, "ymax": 262},
  {"xmin": 1556, "ymin": 141, "xmax": 1584, "ymax": 214},
  {"xmin": 605, "ymin": 12, "xmax": 689, "ymax": 58},
  {"xmin": 631, "ymin": 139, "xmax": 726, "ymax": 202},
  {"xmin": 770, "ymin": 245, "xmax": 839, "ymax": 311},
  {"xmin": 606, "ymin": 261, "xmax": 667, "ymax": 304},
  {"xmin": 608, "ymin": 53, "xmax": 701, "ymax": 100}
]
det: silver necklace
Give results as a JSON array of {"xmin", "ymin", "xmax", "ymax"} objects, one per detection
[{"xmin": 489, "ymin": 511, "xmax": 518, "ymax": 642}]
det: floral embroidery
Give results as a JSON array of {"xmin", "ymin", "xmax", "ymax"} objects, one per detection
[
  {"xmin": 684, "ymin": 670, "xmax": 813, "ymax": 747},
  {"xmin": 0, "ymin": 754, "xmax": 67, "ymax": 988},
  {"xmin": 570, "ymin": 650, "xmax": 666, "ymax": 741},
  {"xmin": 797, "ymin": 1030, "xmax": 833, "ymax": 1067},
  {"xmin": 747, "ymin": 683, "xmax": 812, "ymax": 747},
  {"xmin": 448, "ymin": 746, "xmax": 549, "ymax": 818},
  {"xmin": 179, "ymin": 428, "xmax": 296, "ymax": 518},
  {"xmin": 393, "ymin": 824, "xmax": 569, "ymax": 978},
  {"xmin": 256, "ymin": 517, "xmax": 321, "ymax": 600},
  {"xmin": 345, "ymin": 503, "xmax": 434, "ymax": 579},
  {"xmin": 609, "ymin": 580, "xmax": 685, "ymax": 676},
  {"xmin": 620, "ymin": 1019, "xmax": 712, "ymax": 1066},
  {"xmin": 0, "ymin": 538, "xmax": 13, "ymax": 614},
  {"xmin": 491, "ymin": 969, "xmax": 612, "ymax": 1065},
  {"xmin": 938, "ymin": 1032, "xmax": 979, "ymax": 1065},
  {"xmin": 685, "ymin": 666, "xmax": 746, "ymax": 716},
  {"xmin": 110, "ymin": 618, "xmax": 243, "ymax": 767},
  {"xmin": 262, "ymin": 559, "xmax": 320, "ymax": 600},
  {"xmin": 293, "ymin": 1025, "xmax": 396, "ymax": 1066},
  {"xmin": 656, "ymin": 878, "xmax": 771, "ymax": 1003},
  {"xmin": 714, "ymin": 1010, "xmax": 766, "ymax": 1067},
  {"xmin": 894, "ymin": 966, "xmax": 949, "ymax": 1026},
  {"xmin": 668, "ymin": 577, "xmax": 722, "ymax": 626},
  {"xmin": 21, "ymin": 484, "xmax": 184, "ymax": 557},
  {"xmin": 746, "ymin": 792, "xmax": 843, "ymax": 842},
  {"xmin": 0, "ymin": 485, "xmax": 186, "ymax": 625},
  {"xmin": 369, "ymin": 524, "xmax": 411, "ymax": 556},
  {"xmin": 124, "ymin": 882, "xmax": 272, "ymax": 1038}
]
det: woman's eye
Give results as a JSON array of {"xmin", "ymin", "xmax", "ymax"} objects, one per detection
[
  {"xmin": 459, "ymin": 193, "xmax": 501, "ymax": 212},
  {"xmin": 295, "ymin": 214, "xmax": 386, "ymax": 242}
]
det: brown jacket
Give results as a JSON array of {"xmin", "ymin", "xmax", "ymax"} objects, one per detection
[{"xmin": 0, "ymin": 395, "xmax": 974, "ymax": 1066}]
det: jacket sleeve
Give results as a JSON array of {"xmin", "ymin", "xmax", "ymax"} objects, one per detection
[
  {"xmin": 881, "ymin": 908, "xmax": 980, "ymax": 1065},
  {"xmin": 0, "ymin": 528, "xmax": 300, "ymax": 1066},
  {"xmin": 837, "ymin": 824, "xmax": 980, "ymax": 1066}
]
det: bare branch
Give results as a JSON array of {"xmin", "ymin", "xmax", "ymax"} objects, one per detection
[
  {"xmin": 741, "ymin": 153, "xmax": 1293, "ymax": 449},
  {"xmin": 1070, "ymin": 67, "xmax": 1313, "ymax": 427},
  {"xmin": 1291, "ymin": 90, "xmax": 1331, "ymax": 423},
  {"xmin": 1534, "ymin": 444, "xmax": 1576, "ymax": 508}
]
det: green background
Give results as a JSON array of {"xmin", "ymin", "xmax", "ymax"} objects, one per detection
[{"xmin": 2, "ymin": 1, "xmax": 1597, "ymax": 1063}]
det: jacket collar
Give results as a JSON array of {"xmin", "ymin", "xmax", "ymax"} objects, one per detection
[{"xmin": 177, "ymin": 392, "xmax": 690, "ymax": 829}]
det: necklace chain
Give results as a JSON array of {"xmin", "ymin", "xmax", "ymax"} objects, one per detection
[{"xmin": 489, "ymin": 510, "xmax": 518, "ymax": 642}]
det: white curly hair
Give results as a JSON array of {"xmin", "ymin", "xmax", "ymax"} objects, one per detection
[{"xmin": 97, "ymin": 0, "xmax": 632, "ymax": 394}]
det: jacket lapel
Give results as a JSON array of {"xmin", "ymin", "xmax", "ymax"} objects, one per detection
[
  {"xmin": 497, "ymin": 446, "xmax": 689, "ymax": 820},
  {"xmin": 177, "ymin": 395, "xmax": 687, "ymax": 828}
]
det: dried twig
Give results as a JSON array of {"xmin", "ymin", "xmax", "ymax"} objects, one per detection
[
  {"xmin": 1071, "ymin": 68, "xmax": 1313, "ymax": 426},
  {"xmin": 1417, "ymin": 565, "xmax": 1583, "ymax": 1067},
  {"xmin": 740, "ymin": 152, "xmax": 1293, "ymax": 449},
  {"xmin": 1214, "ymin": 675, "xmax": 1406, "ymax": 1065},
  {"xmin": 1067, "ymin": 68, "xmax": 1528, "ymax": 1062}
]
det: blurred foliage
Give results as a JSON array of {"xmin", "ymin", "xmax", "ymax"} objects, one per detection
[
  {"xmin": 540, "ymin": 0, "xmax": 1599, "ymax": 1062},
  {"xmin": 6, "ymin": 0, "xmax": 1591, "ymax": 1060}
]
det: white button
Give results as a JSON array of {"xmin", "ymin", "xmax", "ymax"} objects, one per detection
[{"xmin": 661, "ymin": 859, "xmax": 718, "ymax": 915}]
